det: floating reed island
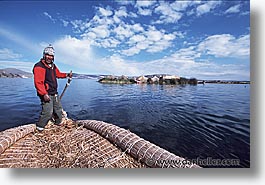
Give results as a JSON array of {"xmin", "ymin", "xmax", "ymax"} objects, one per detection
[
  {"xmin": 98, "ymin": 74, "xmax": 198, "ymax": 85},
  {"xmin": 0, "ymin": 119, "xmax": 200, "ymax": 168}
]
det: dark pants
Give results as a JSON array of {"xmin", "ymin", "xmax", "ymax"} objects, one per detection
[{"xmin": 37, "ymin": 94, "xmax": 63, "ymax": 128}]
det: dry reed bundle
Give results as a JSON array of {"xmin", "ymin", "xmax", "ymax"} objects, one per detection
[
  {"xmin": 78, "ymin": 120, "xmax": 200, "ymax": 168},
  {"xmin": 0, "ymin": 124, "xmax": 36, "ymax": 154},
  {"xmin": 0, "ymin": 119, "xmax": 200, "ymax": 168},
  {"xmin": 32, "ymin": 120, "xmax": 145, "ymax": 168},
  {"xmin": 0, "ymin": 119, "xmax": 145, "ymax": 168}
]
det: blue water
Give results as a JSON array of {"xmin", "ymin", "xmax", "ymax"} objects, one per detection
[{"xmin": 0, "ymin": 78, "xmax": 250, "ymax": 167}]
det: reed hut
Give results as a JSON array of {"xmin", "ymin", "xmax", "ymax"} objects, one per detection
[{"xmin": 136, "ymin": 75, "xmax": 148, "ymax": 84}]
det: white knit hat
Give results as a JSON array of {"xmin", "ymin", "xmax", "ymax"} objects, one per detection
[{"xmin": 43, "ymin": 44, "xmax": 55, "ymax": 56}]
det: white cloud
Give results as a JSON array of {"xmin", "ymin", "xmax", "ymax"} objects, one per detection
[
  {"xmin": 147, "ymin": 40, "xmax": 170, "ymax": 53},
  {"xmin": 154, "ymin": 2, "xmax": 183, "ymax": 24},
  {"xmin": 45, "ymin": 2, "xmax": 249, "ymax": 80},
  {"xmin": 76, "ymin": 11, "xmax": 144, "ymax": 49},
  {"xmin": 70, "ymin": 20, "xmax": 82, "ymax": 33},
  {"xmin": 135, "ymin": 0, "xmax": 156, "ymax": 7},
  {"xmin": 98, "ymin": 7, "xmax": 113, "ymax": 17},
  {"xmin": 198, "ymin": 34, "xmax": 249, "ymax": 58},
  {"xmin": 144, "ymin": 27, "xmax": 176, "ymax": 53},
  {"xmin": 94, "ymin": 15, "xmax": 113, "ymax": 26},
  {"xmin": 164, "ymin": 32, "xmax": 177, "ymax": 40},
  {"xmin": 131, "ymin": 23, "xmax": 144, "ymax": 32},
  {"xmin": 114, "ymin": 6, "xmax": 128, "ymax": 18},
  {"xmin": 172, "ymin": 46, "xmax": 201, "ymax": 60},
  {"xmin": 112, "ymin": 7, "xmax": 129, "ymax": 24},
  {"xmin": 50, "ymin": 33, "xmax": 249, "ymax": 80},
  {"xmin": 121, "ymin": 47, "xmax": 141, "ymax": 57},
  {"xmin": 123, "ymin": 35, "xmax": 149, "ymax": 56},
  {"xmin": 120, "ymin": 26, "xmax": 176, "ymax": 56},
  {"xmin": 100, "ymin": 53, "xmax": 199, "ymax": 77},
  {"xmin": 50, "ymin": 36, "xmax": 209, "ymax": 77},
  {"xmin": 100, "ymin": 37, "xmax": 120, "ymax": 48},
  {"xmin": 171, "ymin": 1, "xmax": 197, "ymax": 12},
  {"xmin": 63, "ymin": 3, "xmax": 179, "ymax": 56},
  {"xmin": 196, "ymin": 1, "xmax": 221, "ymax": 16},
  {"xmin": 0, "ymin": 61, "xmax": 35, "ymax": 72},
  {"xmin": 146, "ymin": 27, "xmax": 163, "ymax": 42},
  {"xmin": 142, "ymin": 56, "xmax": 199, "ymax": 76},
  {"xmin": 135, "ymin": 0, "xmax": 156, "ymax": 16},
  {"xmin": 137, "ymin": 8, "xmax": 152, "ymax": 16},
  {"xmin": 53, "ymin": 36, "xmax": 93, "ymax": 68},
  {"xmin": 113, "ymin": 23, "xmax": 135, "ymax": 40},
  {"xmin": 225, "ymin": 4, "xmax": 241, "ymax": 14},
  {"xmin": 171, "ymin": 34, "xmax": 249, "ymax": 60},
  {"xmin": 43, "ymin": 12, "xmax": 56, "ymax": 23},
  {"xmin": 100, "ymin": 54, "xmax": 200, "ymax": 77},
  {"xmin": 61, "ymin": 19, "xmax": 69, "ymax": 27},
  {"xmin": 91, "ymin": 25, "xmax": 110, "ymax": 39},
  {"xmin": 94, "ymin": 54, "xmax": 143, "ymax": 76},
  {"xmin": 52, "ymin": 36, "xmax": 139, "ymax": 75},
  {"xmin": 128, "ymin": 34, "xmax": 146, "ymax": 45},
  {"xmin": 143, "ymin": 28, "xmax": 176, "ymax": 53},
  {"xmin": 82, "ymin": 31, "xmax": 97, "ymax": 40},
  {"xmin": 130, "ymin": 54, "xmax": 249, "ymax": 80},
  {"xmin": 115, "ymin": 0, "xmax": 134, "ymax": 6},
  {"xmin": 136, "ymin": 41, "xmax": 149, "ymax": 50},
  {"xmin": 0, "ymin": 48, "xmax": 22, "ymax": 60},
  {"xmin": 140, "ymin": 33, "xmax": 249, "ymax": 79}
]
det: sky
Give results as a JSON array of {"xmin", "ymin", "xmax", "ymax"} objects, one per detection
[{"xmin": 0, "ymin": 0, "xmax": 250, "ymax": 80}]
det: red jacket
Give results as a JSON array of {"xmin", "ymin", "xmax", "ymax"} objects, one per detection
[{"xmin": 33, "ymin": 59, "xmax": 67, "ymax": 97}]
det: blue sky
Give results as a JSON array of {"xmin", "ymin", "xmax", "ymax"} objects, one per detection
[{"xmin": 0, "ymin": 0, "xmax": 250, "ymax": 80}]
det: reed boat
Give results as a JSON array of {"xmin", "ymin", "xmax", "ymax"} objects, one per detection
[{"xmin": 0, "ymin": 119, "xmax": 200, "ymax": 168}]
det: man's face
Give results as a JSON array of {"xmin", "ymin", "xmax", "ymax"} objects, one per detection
[{"xmin": 44, "ymin": 54, "xmax": 54, "ymax": 64}]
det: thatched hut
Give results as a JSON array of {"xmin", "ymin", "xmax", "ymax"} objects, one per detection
[
  {"xmin": 136, "ymin": 75, "xmax": 148, "ymax": 84},
  {"xmin": 151, "ymin": 76, "xmax": 159, "ymax": 83}
]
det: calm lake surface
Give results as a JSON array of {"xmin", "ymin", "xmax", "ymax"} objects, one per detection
[{"xmin": 0, "ymin": 78, "xmax": 250, "ymax": 167}]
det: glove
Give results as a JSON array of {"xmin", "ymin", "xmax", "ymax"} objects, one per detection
[
  {"xmin": 67, "ymin": 71, "xmax": 73, "ymax": 78},
  {"xmin": 43, "ymin": 94, "xmax": 51, "ymax": 102}
]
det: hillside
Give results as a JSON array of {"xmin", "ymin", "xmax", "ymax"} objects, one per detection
[
  {"xmin": 0, "ymin": 68, "xmax": 33, "ymax": 78},
  {"xmin": 0, "ymin": 68, "xmax": 102, "ymax": 79}
]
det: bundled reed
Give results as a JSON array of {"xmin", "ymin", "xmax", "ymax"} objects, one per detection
[
  {"xmin": 0, "ymin": 119, "xmax": 200, "ymax": 168},
  {"xmin": 0, "ymin": 124, "xmax": 36, "ymax": 154},
  {"xmin": 0, "ymin": 120, "xmax": 145, "ymax": 168},
  {"xmin": 78, "ymin": 120, "xmax": 200, "ymax": 168}
]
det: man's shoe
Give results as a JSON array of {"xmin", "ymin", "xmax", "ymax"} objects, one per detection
[
  {"xmin": 55, "ymin": 122, "xmax": 64, "ymax": 126},
  {"xmin": 36, "ymin": 126, "xmax": 44, "ymax": 132}
]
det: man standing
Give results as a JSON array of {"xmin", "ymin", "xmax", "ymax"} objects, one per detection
[{"xmin": 33, "ymin": 44, "xmax": 72, "ymax": 131}]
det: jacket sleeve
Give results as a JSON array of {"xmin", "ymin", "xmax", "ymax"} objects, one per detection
[
  {"xmin": 33, "ymin": 66, "xmax": 48, "ymax": 96},
  {"xmin": 55, "ymin": 65, "xmax": 67, "ymax": 78}
]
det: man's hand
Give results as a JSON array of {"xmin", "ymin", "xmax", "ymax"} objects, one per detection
[
  {"xmin": 67, "ymin": 70, "xmax": 73, "ymax": 78},
  {"xmin": 43, "ymin": 94, "xmax": 51, "ymax": 102}
]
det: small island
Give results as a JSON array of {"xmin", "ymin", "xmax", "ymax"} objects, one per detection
[
  {"xmin": 98, "ymin": 74, "xmax": 198, "ymax": 85},
  {"xmin": 0, "ymin": 68, "xmax": 250, "ymax": 85},
  {"xmin": 98, "ymin": 75, "xmax": 250, "ymax": 85}
]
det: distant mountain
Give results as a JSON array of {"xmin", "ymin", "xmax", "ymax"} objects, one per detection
[
  {"xmin": 0, "ymin": 68, "xmax": 103, "ymax": 79},
  {"xmin": 0, "ymin": 68, "xmax": 32, "ymax": 78}
]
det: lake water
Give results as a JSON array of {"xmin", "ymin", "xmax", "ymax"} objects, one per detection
[{"xmin": 0, "ymin": 78, "xmax": 250, "ymax": 167}]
